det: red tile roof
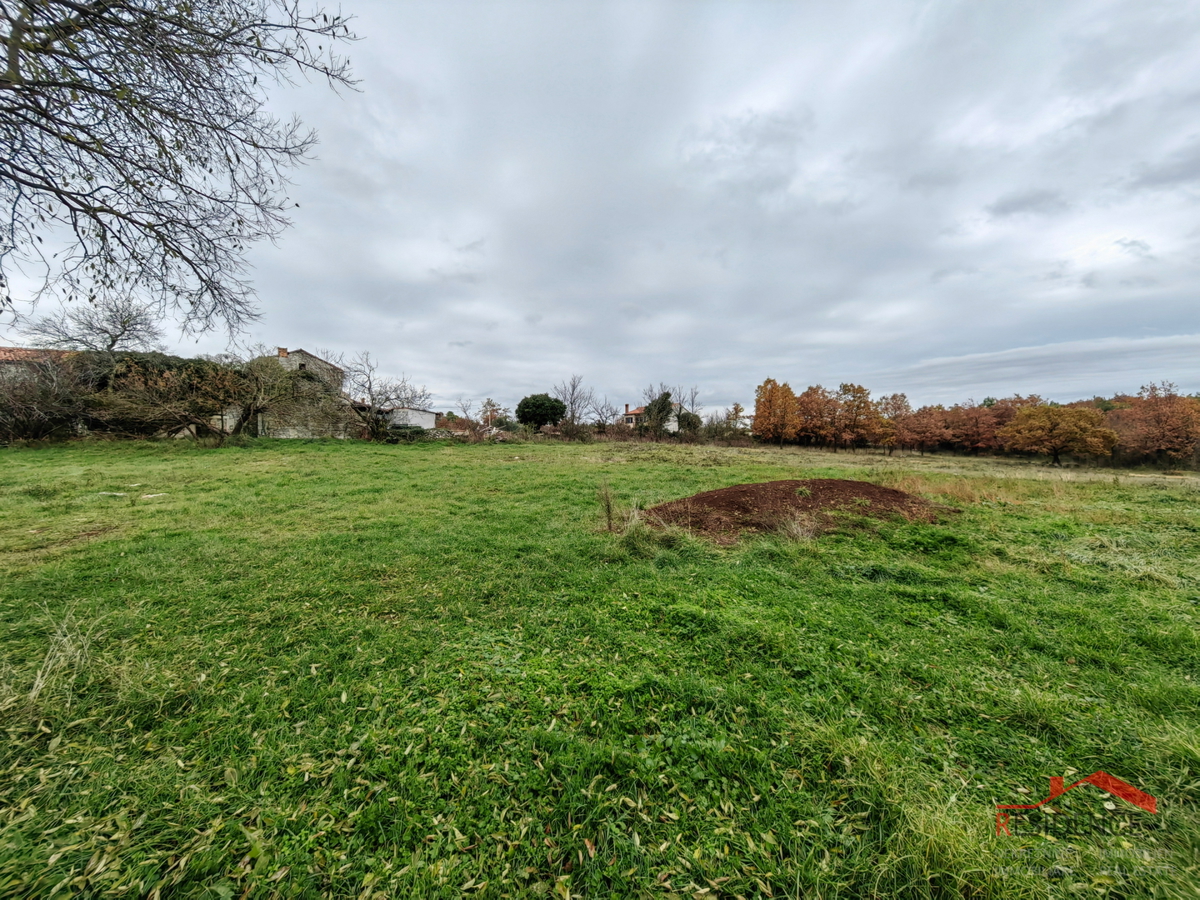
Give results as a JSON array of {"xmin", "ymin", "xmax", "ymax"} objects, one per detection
[{"xmin": 0, "ymin": 346, "xmax": 69, "ymax": 362}]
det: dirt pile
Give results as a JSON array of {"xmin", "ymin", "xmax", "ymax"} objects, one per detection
[{"xmin": 646, "ymin": 479, "xmax": 939, "ymax": 544}]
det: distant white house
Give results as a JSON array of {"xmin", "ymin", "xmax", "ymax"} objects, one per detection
[
  {"xmin": 384, "ymin": 407, "xmax": 437, "ymax": 430},
  {"xmin": 620, "ymin": 402, "xmax": 680, "ymax": 432}
]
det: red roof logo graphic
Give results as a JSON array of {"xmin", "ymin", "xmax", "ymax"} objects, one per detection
[{"xmin": 996, "ymin": 771, "xmax": 1156, "ymax": 836}]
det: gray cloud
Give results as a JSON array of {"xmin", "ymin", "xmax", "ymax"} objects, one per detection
[
  {"xmin": 987, "ymin": 190, "xmax": 1071, "ymax": 218},
  {"xmin": 883, "ymin": 334, "xmax": 1200, "ymax": 402},
  {"xmin": 1129, "ymin": 142, "xmax": 1200, "ymax": 188},
  {"xmin": 9, "ymin": 0, "xmax": 1199, "ymax": 410},
  {"xmin": 1115, "ymin": 238, "xmax": 1152, "ymax": 258}
]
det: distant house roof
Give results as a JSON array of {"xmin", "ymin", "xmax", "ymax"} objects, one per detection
[
  {"xmin": 348, "ymin": 401, "xmax": 434, "ymax": 414},
  {"xmin": 623, "ymin": 403, "xmax": 681, "ymax": 418},
  {"xmin": 0, "ymin": 346, "xmax": 70, "ymax": 362},
  {"xmin": 274, "ymin": 347, "xmax": 343, "ymax": 372}
]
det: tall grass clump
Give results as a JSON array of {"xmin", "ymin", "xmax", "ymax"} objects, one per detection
[
  {"xmin": 597, "ymin": 480, "xmax": 617, "ymax": 532},
  {"xmin": 1, "ymin": 605, "xmax": 99, "ymax": 719}
]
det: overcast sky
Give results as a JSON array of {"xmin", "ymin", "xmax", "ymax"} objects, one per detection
[{"xmin": 7, "ymin": 0, "xmax": 1200, "ymax": 412}]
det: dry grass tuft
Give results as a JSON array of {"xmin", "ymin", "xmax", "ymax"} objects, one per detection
[
  {"xmin": 775, "ymin": 511, "xmax": 821, "ymax": 542},
  {"xmin": 1, "ymin": 604, "xmax": 100, "ymax": 717},
  {"xmin": 597, "ymin": 480, "xmax": 618, "ymax": 532}
]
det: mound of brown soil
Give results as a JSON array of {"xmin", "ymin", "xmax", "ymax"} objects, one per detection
[{"xmin": 646, "ymin": 479, "xmax": 939, "ymax": 544}]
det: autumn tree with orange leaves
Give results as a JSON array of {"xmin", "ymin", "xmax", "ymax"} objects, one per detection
[
  {"xmin": 997, "ymin": 406, "xmax": 1118, "ymax": 466},
  {"xmin": 1119, "ymin": 382, "xmax": 1200, "ymax": 461},
  {"xmin": 752, "ymin": 379, "xmax": 799, "ymax": 445},
  {"xmin": 795, "ymin": 385, "xmax": 836, "ymax": 445},
  {"xmin": 875, "ymin": 393, "xmax": 912, "ymax": 454},
  {"xmin": 747, "ymin": 375, "xmax": 1198, "ymax": 466},
  {"xmin": 832, "ymin": 383, "xmax": 882, "ymax": 450},
  {"xmin": 902, "ymin": 406, "xmax": 952, "ymax": 454},
  {"xmin": 945, "ymin": 401, "xmax": 999, "ymax": 453}
]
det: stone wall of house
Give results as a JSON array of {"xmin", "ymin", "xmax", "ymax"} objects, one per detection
[
  {"xmin": 258, "ymin": 412, "xmax": 359, "ymax": 440},
  {"xmin": 273, "ymin": 348, "xmax": 344, "ymax": 389}
]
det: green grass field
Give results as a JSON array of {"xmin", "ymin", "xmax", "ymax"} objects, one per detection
[{"xmin": 1, "ymin": 440, "xmax": 1197, "ymax": 899}]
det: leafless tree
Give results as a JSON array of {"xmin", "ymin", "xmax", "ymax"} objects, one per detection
[
  {"xmin": 18, "ymin": 296, "xmax": 165, "ymax": 353},
  {"xmin": 553, "ymin": 374, "xmax": 596, "ymax": 426},
  {"xmin": 641, "ymin": 382, "xmax": 675, "ymax": 408},
  {"xmin": 0, "ymin": 1, "xmax": 358, "ymax": 334},
  {"xmin": 703, "ymin": 403, "xmax": 749, "ymax": 442},
  {"xmin": 453, "ymin": 396, "xmax": 490, "ymax": 441},
  {"xmin": 589, "ymin": 394, "xmax": 619, "ymax": 427},
  {"xmin": 639, "ymin": 382, "xmax": 699, "ymax": 409},
  {"xmin": 0, "ymin": 352, "xmax": 85, "ymax": 441},
  {"xmin": 342, "ymin": 351, "xmax": 430, "ymax": 441},
  {"xmin": 676, "ymin": 385, "xmax": 703, "ymax": 417}
]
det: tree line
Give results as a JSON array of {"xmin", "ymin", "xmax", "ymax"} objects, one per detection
[
  {"xmin": 753, "ymin": 378, "xmax": 1200, "ymax": 465},
  {"xmin": 436, "ymin": 380, "xmax": 712, "ymax": 443},
  {"xmin": 4, "ymin": 300, "xmax": 1196, "ymax": 468}
]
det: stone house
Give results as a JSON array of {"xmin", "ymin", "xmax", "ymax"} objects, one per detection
[
  {"xmin": 254, "ymin": 347, "xmax": 356, "ymax": 438},
  {"xmin": 272, "ymin": 347, "xmax": 344, "ymax": 388}
]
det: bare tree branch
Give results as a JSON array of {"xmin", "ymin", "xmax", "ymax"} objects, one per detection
[
  {"xmin": 343, "ymin": 351, "xmax": 430, "ymax": 441},
  {"xmin": 552, "ymin": 374, "xmax": 595, "ymax": 426},
  {"xmin": 588, "ymin": 393, "xmax": 618, "ymax": 426},
  {"xmin": 0, "ymin": 351, "xmax": 86, "ymax": 441},
  {"xmin": 0, "ymin": 1, "xmax": 359, "ymax": 334},
  {"xmin": 18, "ymin": 295, "xmax": 165, "ymax": 352}
]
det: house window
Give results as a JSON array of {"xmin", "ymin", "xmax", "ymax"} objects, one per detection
[{"xmin": 299, "ymin": 363, "xmax": 307, "ymax": 370}]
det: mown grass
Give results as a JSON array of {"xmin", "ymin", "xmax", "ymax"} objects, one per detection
[{"xmin": 0, "ymin": 440, "xmax": 1197, "ymax": 899}]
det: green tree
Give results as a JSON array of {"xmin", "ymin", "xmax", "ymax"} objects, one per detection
[
  {"xmin": 516, "ymin": 393, "xmax": 566, "ymax": 429},
  {"xmin": 677, "ymin": 410, "xmax": 702, "ymax": 434},
  {"xmin": 642, "ymin": 391, "xmax": 675, "ymax": 437}
]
